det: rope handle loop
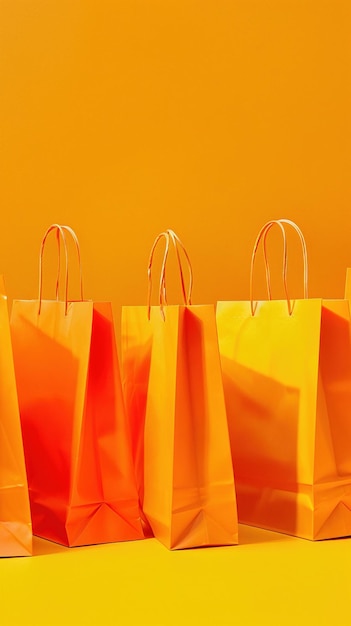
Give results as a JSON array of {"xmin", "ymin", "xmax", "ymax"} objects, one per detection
[
  {"xmin": 262, "ymin": 218, "xmax": 308, "ymax": 301},
  {"xmin": 38, "ymin": 224, "xmax": 84, "ymax": 315},
  {"xmin": 250, "ymin": 219, "xmax": 309, "ymax": 316},
  {"xmin": 147, "ymin": 228, "xmax": 193, "ymax": 320}
]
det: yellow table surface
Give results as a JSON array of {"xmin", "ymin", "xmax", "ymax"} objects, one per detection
[{"xmin": 1, "ymin": 524, "xmax": 350, "ymax": 626}]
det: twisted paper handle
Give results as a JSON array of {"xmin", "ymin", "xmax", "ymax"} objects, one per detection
[
  {"xmin": 147, "ymin": 229, "xmax": 193, "ymax": 320},
  {"xmin": 38, "ymin": 224, "xmax": 84, "ymax": 315},
  {"xmin": 250, "ymin": 218, "xmax": 308, "ymax": 316}
]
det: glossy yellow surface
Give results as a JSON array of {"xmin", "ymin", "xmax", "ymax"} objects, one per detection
[{"xmin": 1, "ymin": 526, "xmax": 350, "ymax": 625}]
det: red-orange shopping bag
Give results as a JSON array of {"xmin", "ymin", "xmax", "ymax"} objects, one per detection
[
  {"xmin": 121, "ymin": 229, "xmax": 238, "ymax": 549},
  {"xmin": 11, "ymin": 225, "xmax": 143, "ymax": 547},
  {"xmin": 0, "ymin": 276, "xmax": 32, "ymax": 556},
  {"xmin": 216, "ymin": 219, "xmax": 351, "ymax": 540}
]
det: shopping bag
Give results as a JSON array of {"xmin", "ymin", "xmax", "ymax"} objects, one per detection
[
  {"xmin": 121, "ymin": 229, "xmax": 238, "ymax": 549},
  {"xmin": 0, "ymin": 276, "xmax": 32, "ymax": 556},
  {"xmin": 216, "ymin": 219, "xmax": 351, "ymax": 540},
  {"xmin": 11, "ymin": 224, "xmax": 144, "ymax": 547}
]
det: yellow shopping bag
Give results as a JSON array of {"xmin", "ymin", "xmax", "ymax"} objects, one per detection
[
  {"xmin": 122, "ymin": 230, "xmax": 238, "ymax": 549},
  {"xmin": 216, "ymin": 219, "xmax": 351, "ymax": 540},
  {"xmin": 11, "ymin": 225, "xmax": 143, "ymax": 547},
  {"xmin": 0, "ymin": 276, "xmax": 32, "ymax": 556}
]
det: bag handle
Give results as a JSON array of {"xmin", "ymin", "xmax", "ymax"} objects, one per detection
[
  {"xmin": 250, "ymin": 219, "xmax": 308, "ymax": 316},
  {"xmin": 147, "ymin": 229, "xmax": 193, "ymax": 320},
  {"xmin": 163, "ymin": 229, "xmax": 193, "ymax": 306},
  {"xmin": 38, "ymin": 224, "xmax": 84, "ymax": 315},
  {"xmin": 55, "ymin": 224, "xmax": 84, "ymax": 302},
  {"xmin": 262, "ymin": 219, "xmax": 308, "ymax": 301}
]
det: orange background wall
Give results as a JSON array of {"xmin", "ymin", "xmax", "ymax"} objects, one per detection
[
  {"xmin": 0, "ymin": 0, "xmax": 350, "ymax": 316},
  {"xmin": 1, "ymin": 4, "xmax": 351, "ymax": 625}
]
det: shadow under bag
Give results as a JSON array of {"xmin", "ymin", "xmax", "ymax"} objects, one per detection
[
  {"xmin": 0, "ymin": 276, "xmax": 32, "ymax": 556},
  {"xmin": 121, "ymin": 229, "xmax": 238, "ymax": 549},
  {"xmin": 216, "ymin": 219, "xmax": 351, "ymax": 540},
  {"xmin": 10, "ymin": 225, "xmax": 144, "ymax": 547}
]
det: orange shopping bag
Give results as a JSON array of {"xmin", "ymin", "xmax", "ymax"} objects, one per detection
[
  {"xmin": 0, "ymin": 276, "xmax": 32, "ymax": 556},
  {"xmin": 10, "ymin": 225, "xmax": 143, "ymax": 547},
  {"xmin": 216, "ymin": 219, "xmax": 351, "ymax": 540},
  {"xmin": 121, "ymin": 229, "xmax": 238, "ymax": 549}
]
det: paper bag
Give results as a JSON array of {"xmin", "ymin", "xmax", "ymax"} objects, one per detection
[
  {"xmin": 11, "ymin": 225, "xmax": 143, "ymax": 546},
  {"xmin": 216, "ymin": 219, "xmax": 351, "ymax": 540},
  {"xmin": 0, "ymin": 276, "xmax": 32, "ymax": 556},
  {"xmin": 122, "ymin": 229, "xmax": 238, "ymax": 549}
]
